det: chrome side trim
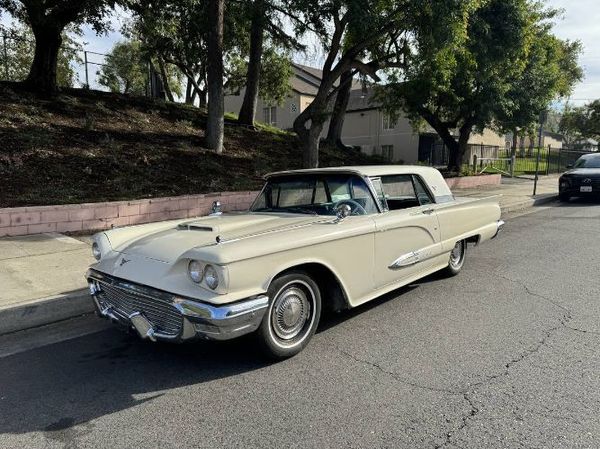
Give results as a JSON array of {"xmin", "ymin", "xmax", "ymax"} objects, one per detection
[{"xmin": 388, "ymin": 252, "xmax": 420, "ymax": 269}]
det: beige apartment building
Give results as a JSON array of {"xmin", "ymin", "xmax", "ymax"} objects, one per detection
[{"xmin": 224, "ymin": 63, "xmax": 507, "ymax": 164}]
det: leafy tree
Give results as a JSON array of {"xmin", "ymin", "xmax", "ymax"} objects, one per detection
[
  {"xmin": 378, "ymin": 0, "xmax": 582, "ymax": 172},
  {"xmin": 560, "ymin": 100, "xmax": 600, "ymax": 144},
  {"xmin": 0, "ymin": 22, "xmax": 82, "ymax": 87},
  {"xmin": 0, "ymin": 0, "xmax": 115, "ymax": 91},
  {"xmin": 290, "ymin": 0, "xmax": 412, "ymax": 167},
  {"xmin": 98, "ymin": 39, "xmax": 182, "ymax": 97},
  {"xmin": 227, "ymin": 46, "xmax": 293, "ymax": 106},
  {"xmin": 98, "ymin": 40, "xmax": 147, "ymax": 94},
  {"xmin": 235, "ymin": 0, "xmax": 303, "ymax": 126}
]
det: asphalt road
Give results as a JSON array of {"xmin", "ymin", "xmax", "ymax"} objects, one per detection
[{"xmin": 1, "ymin": 200, "xmax": 599, "ymax": 449}]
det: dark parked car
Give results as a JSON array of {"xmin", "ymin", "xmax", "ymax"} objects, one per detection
[{"xmin": 559, "ymin": 154, "xmax": 600, "ymax": 202}]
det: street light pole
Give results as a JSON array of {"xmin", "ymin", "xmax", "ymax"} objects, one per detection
[{"xmin": 533, "ymin": 110, "xmax": 547, "ymax": 196}]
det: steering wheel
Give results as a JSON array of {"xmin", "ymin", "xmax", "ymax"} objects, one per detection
[{"xmin": 333, "ymin": 199, "xmax": 367, "ymax": 216}]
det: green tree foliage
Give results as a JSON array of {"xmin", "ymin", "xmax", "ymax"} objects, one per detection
[
  {"xmin": 227, "ymin": 46, "xmax": 293, "ymax": 106},
  {"xmin": 290, "ymin": 0, "xmax": 412, "ymax": 167},
  {"xmin": 0, "ymin": 0, "xmax": 115, "ymax": 91},
  {"xmin": 0, "ymin": 22, "xmax": 82, "ymax": 87},
  {"xmin": 98, "ymin": 39, "xmax": 181, "ymax": 97},
  {"xmin": 98, "ymin": 40, "xmax": 147, "ymax": 95},
  {"xmin": 560, "ymin": 101, "xmax": 600, "ymax": 143},
  {"xmin": 378, "ymin": 0, "xmax": 582, "ymax": 171}
]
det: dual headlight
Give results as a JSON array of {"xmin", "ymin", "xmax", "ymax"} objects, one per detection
[
  {"xmin": 92, "ymin": 242, "xmax": 102, "ymax": 261},
  {"xmin": 188, "ymin": 260, "xmax": 220, "ymax": 290}
]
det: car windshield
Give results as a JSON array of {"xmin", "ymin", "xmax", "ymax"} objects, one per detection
[
  {"xmin": 250, "ymin": 174, "xmax": 379, "ymax": 216},
  {"xmin": 574, "ymin": 156, "xmax": 600, "ymax": 169}
]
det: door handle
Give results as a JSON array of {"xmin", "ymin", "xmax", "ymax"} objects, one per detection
[{"xmin": 422, "ymin": 208, "xmax": 435, "ymax": 215}]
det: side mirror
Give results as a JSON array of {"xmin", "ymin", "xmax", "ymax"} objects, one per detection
[
  {"xmin": 566, "ymin": 164, "xmax": 573, "ymax": 169},
  {"xmin": 334, "ymin": 204, "xmax": 352, "ymax": 222},
  {"xmin": 210, "ymin": 200, "xmax": 222, "ymax": 216}
]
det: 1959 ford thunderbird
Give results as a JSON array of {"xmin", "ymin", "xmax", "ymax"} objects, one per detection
[{"xmin": 87, "ymin": 166, "xmax": 504, "ymax": 358}]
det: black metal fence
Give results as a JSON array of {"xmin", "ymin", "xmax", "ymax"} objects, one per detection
[
  {"xmin": 424, "ymin": 140, "xmax": 595, "ymax": 176},
  {"xmin": 470, "ymin": 146, "xmax": 594, "ymax": 177}
]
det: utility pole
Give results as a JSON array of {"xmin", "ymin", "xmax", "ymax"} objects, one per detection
[
  {"xmin": 84, "ymin": 51, "xmax": 89, "ymax": 88},
  {"xmin": 533, "ymin": 110, "xmax": 547, "ymax": 196}
]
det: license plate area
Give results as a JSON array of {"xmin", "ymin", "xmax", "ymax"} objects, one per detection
[{"xmin": 580, "ymin": 186, "xmax": 592, "ymax": 193}]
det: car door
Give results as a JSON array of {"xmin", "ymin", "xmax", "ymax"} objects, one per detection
[{"xmin": 371, "ymin": 174, "xmax": 442, "ymax": 289}]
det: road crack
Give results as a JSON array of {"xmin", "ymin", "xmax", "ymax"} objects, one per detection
[{"xmin": 335, "ymin": 274, "xmax": 574, "ymax": 449}]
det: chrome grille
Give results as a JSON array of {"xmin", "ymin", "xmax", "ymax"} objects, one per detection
[{"xmin": 97, "ymin": 282, "xmax": 183, "ymax": 336}]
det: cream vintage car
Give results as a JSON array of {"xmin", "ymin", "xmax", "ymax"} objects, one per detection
[{"xmin": 87, "ymin": 166, "xmax": 503, "ymax": 358}]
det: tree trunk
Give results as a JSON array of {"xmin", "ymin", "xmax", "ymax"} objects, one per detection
[
  {"xmin": 237, "ymin": 0, "xmax": 265, "ymax": 126},
  {"xmin": 185, "ymin": 76, "xmax": 194, "ymax": 104},
  {"xmin": 157, "ymin": 57, "xmax": 175, "ymax": 102},
  {"xmin": 205, "ymin": 0, "xmax": 225, "ymax": 153},
  {"xmin": 448, "ymin": 123, "xmax": 472, "ymax": 173},
  {"xmin": 325, "ymin": 69, "xmax": 353, "ymax": 147},
  {"xmin": 24, "ymin": 25, "xmax": 62, "ymax": 92}
]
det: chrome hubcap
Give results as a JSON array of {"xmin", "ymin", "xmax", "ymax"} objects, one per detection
[
  {"xmin": 450, "ymin": 242, "xmax": 463, "ymax": 266},
  {"xmin": 271, "ymin": 285, "xmax": 311, "ymax": 340}
]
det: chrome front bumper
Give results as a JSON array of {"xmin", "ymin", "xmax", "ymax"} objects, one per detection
[
  {"xmin": 86, "ymin": 269, "xmax": 269, "ymax": 342},
  {"xmin": 492, "ymin": 219, "xmax": 505, "ymax": 239}
]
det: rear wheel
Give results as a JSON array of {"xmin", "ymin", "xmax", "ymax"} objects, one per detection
[
  {"xmin": 256, "ymin": 271, "xmax": 321, "ymax": 359},
  {"xmin": 444, "ymin": 240, "xmax": 466, "ymax": 276}
]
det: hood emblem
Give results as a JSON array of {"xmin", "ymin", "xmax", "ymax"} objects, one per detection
[
  {"xmin": 583, "ymin": 178, "xmax": 592, "ymax": 184},
  {"xmin": 119, "ymin": 258, "xmax": 131, "ymax": 266}
]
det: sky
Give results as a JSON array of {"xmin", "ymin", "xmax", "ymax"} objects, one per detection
[{"xmin": 2, "ymin": 1, "xmax": 599, "ymax": 106}]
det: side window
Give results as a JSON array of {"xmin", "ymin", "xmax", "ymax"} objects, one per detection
[
  {"xmin": 350, "ymin": 178, "xmax": 378, "ymax": 214},
  {"xmin": 412, "ymin": 176, "xmax": 433, "ymax": 205},
  {"xmin": 380, "ymin": 175, "xmax": 420, "ymax": 211}
]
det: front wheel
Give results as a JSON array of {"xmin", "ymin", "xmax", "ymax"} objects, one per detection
[
  {"xmin": 444, "ymin": 240, "xmax": 467, "ymax": 276},
  {"xmin": 256, "ymin": 271, "xmax": 321, "ymax": 359}
]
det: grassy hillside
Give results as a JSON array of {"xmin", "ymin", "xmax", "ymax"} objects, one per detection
[{"xmin": 0, "ymin": 82, "xmax": 380, "ymax": 207}]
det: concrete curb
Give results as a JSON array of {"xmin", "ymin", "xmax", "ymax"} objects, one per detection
[
  {"xmin": 0, "ymin": 289, "xmax": 93, "ymax": 336},
  {"xmin": 500, "ymin": 194, "xmax": 558, "ymax": 214},
  {"xmin": 0, "ymin": 193, "xmax": 558, "ymax": 336}
]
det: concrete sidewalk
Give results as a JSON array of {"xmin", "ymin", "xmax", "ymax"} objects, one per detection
[{"xmin": 0, "ymin": 175, "xmax": 559, "ymax": 335}]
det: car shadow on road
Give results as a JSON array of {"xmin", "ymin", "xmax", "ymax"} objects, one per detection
[
  {"xmin": 0, "ymin": 326, "xmax": 274, "ymax": 438},
  {"xmin": 0, "ymin": 269, "xmax": 442, "ymax": 439},
  {"xmin": 554, "ymin": 197, "xmax": 600, "ymax": 207}
]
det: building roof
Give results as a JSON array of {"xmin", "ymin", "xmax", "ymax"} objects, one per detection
[
  {"xmin": 290, "ymin": 63, "xmax": 364, "ymax": 96},
  {"xmin": 346, "ymin": 87, "xmax": 380, "ymax": 112}
]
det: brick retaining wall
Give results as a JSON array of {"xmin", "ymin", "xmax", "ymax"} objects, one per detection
[
  {"xmin": 0, "ymin": 191, "xmax": 260, "ymax": 237},
  {"xmin": 445, "ymin": 174, "xmax": 501, "ymax": 189},
  {"xmin": 0, "ymin": 175, "xmax": 501, "ymax": 237}
]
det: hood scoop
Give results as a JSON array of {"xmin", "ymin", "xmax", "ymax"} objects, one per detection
[{"xmin": 177, "ymin": 223, "xmax": 215, "ymax": 232}]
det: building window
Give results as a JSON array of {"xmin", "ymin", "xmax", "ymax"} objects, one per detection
[
  {"xmin": 263, "ymin": 106, "xmax": 277, "ymax": 126},
  {"xmin": 382, "ymin": 113, "xmax": 397, "ymax": 130},
  {"xmin": 381, "ymin": 145, "xmax": 394, "ymax": 161}
]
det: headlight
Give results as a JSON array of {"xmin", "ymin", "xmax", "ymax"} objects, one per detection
[
  {"xmin": 204, "ymin": 264, "xmax": 219, "ymax": 290},
  {"xmin": 188, "ymin": 260, "xmax": 204, "ymax": 283},
  {"xmin": 92, "ymin": 242, "xmax": 101, "ymax": 261}
]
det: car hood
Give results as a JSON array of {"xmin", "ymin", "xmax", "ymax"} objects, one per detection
[
  {"xmin": 114, "ymin": 213, "xmax": 325, "ymax": 264},
  {"xmin": 563, "ymin": 168, "xmax": 600, "ymax": 177}
]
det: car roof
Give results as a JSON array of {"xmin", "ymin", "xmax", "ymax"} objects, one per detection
[{"xmin": 265, "ymin": 165, "xmax": 442, "ymax": 179}]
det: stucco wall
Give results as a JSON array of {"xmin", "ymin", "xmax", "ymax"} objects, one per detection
[
  {"xmin": 225, "ymin": 90, "xmax": 310, "ymax": 131},
  {"xmin": 342, "ymin": 109, "xmax": 419, "ymax": 163}
]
